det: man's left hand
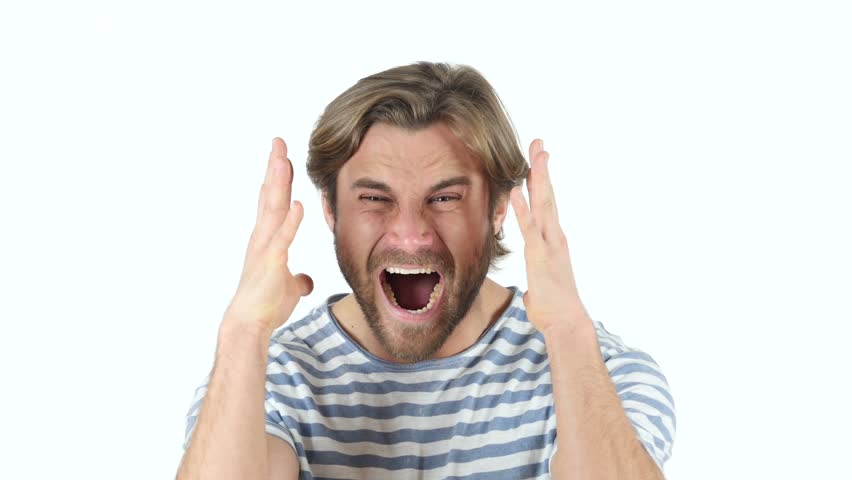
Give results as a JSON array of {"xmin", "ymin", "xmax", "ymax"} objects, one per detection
[{"xmin": 510, "ymin": 139, "xmax": 590, "ymax": 334}]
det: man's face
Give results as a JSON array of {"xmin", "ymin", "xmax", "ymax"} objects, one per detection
[{"xmin": 327, "ymin": 122, "xmax": 501, "ymax": 363}]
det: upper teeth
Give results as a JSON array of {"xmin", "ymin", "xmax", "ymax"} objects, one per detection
[{"xmin": 385, "ymin": 267, "xmax": 434, "ymax": 274}]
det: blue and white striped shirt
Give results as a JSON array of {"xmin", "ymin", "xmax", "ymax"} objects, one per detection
[{"xmin": 183, "ymin": 287, "xmax": 676, "ymax": 478}]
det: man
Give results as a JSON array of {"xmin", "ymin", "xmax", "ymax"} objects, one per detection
[{"xmin": 177, "ymin": 62, "xmax": 675, "ymax": 479}]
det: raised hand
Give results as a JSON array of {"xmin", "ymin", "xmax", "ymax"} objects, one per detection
[
  {"xmin": 223, "ymin": 138, "xmax": 314, "ymax": 338},
  {"xmin": 510, "ymin": 139, "xmax": 589, "ymax": 334}
]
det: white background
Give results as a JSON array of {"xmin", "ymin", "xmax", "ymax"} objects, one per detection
[{"xmin": 1, "ymin": 1, "xmax": 850, "ymax": 478}]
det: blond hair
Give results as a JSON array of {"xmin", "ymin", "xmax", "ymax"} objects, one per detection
[{"xmin": 307, "ymin": 61, "xmax": 529, "ymax": 265}]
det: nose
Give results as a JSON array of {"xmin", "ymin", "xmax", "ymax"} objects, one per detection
[{"xmin": 386, "ymin": 204, "xmax": 434, "ymax": 252}]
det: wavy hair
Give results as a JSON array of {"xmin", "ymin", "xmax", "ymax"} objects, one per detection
[{"xmin": 307, "ymin": 61, "xmax": 529, "ymax": 266}]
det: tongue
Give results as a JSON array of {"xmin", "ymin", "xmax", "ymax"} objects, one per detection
[{"xmin": 387, "ymin": 273, "xmax": 439, "ymax": 310}]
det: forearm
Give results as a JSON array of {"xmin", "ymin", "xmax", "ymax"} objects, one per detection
[
  {"xmin": 544, "ymin": 319, "xmax": 662, "ymax": 480},
  {"xmin": 176, "ymin": 321, "xmax": 271, "ymax": 480}
]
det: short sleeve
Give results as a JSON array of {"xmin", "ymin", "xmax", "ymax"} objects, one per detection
[
  {"xmin": 182, "ymin": 373, "xmax": 210, "ymax": 451},
  {"xmin": 596, "ymin": 322, "xmax": 677, "ymax": 472},
  {"xmin": 181, "ymin": 373, "xmax": 298, "ymax": 454}
]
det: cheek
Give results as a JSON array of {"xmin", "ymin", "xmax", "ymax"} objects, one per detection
[
  {"xmin": 336, "ymin": 213, "xmax": 384, "ymax": 254},
  {"xmin": 353, "ymin": 212, "xmax": 388, "ymax": 239},
  {"xmin": 434, "ymin": 210, "xmax": 491, "ymax": 253}
]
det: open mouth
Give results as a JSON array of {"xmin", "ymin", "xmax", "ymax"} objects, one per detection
[{"xmin": 380, "ymin": 267, "xmax": 444, "ymax": 315}]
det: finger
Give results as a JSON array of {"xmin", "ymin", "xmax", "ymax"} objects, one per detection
[
  {"xmin": 255, "ymin": 183, "xmax": 267, "ymax": 224},
  {"xmin": 270, "ymin": 200, "xmax": 305, "ymax": 255},
  {"xmin": 280, "ymin": 157, "xmax": 294, "ymax": 217},
  {"xmin": 293, "ymin": 273, "xmax": 314, "ymax": 297},
  {"xmin": 525, "ymin": 139, "xmax": 542, "ymax": 222},
  {"xmin": 510, "ymin": 186, "xmax": 543, "ymax": 246},
  {"xmin": 254, "ymin": 139, "xmax": 294, "ymax": 252},
  {"xmin": 527, "ymin": 139, "xmax": 560, "ymax": 233},
  {"xmin": 256, "ymin": 139, "xmax": 279, "ymax": 221},
  {"xmin": 264, "ymin": 137, "xmax": 290, "ymax": 185},
  {"xmin": 254, "ymin": 166, "xmax": 293, "ymax": 225},
  {"xmin": 527, "ymin": 139, "xmax": 558, "ymax": 220},
  {"xmin": 256, "ymin": 138, "xmax": 291, "ymax": 223}
]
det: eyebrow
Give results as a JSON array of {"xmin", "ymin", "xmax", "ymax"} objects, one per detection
[
  {"xmin": 351, "ymin": 176, "xmax": 472, "ymax": 194},
  {"xmin": 429, "ymin": 176, "xmax": 472, "ymax": 192},
  {"xmin": 351, "ymin": 178, "xmax": 392, "ymax": 193}
]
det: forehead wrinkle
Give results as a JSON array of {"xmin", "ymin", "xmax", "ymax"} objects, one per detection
[
  {"xmin": 348, "ymin": 151, "xmax": 470, "ymax": 188},
  {"xmin": 365, "ymin": 148, "xmax": 462, "ymax": 171}
]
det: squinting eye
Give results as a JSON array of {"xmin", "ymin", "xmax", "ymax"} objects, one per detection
[
  {"xmin": 361, "ymin": 195, "xmax": 389, "ymax": 202},
  {"xmin": 430, "ymin": 195, "xmax": 459, "ymax": 203}
]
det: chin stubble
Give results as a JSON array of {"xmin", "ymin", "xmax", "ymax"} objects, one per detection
[{"xmin": 334, "ymin": 225, "xmax": 495, "ymax": 363}]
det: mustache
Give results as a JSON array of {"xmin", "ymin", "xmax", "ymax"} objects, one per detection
[{"xmin": 367, "ymin": 248, "xmax": 454, "ymax": 274}]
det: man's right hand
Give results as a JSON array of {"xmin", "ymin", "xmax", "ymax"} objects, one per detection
[{"xmin": 222, "ymin": 137, "xmax": 314, "ymax": 338}]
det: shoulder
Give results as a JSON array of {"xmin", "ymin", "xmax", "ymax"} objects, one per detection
[
  {"xmin": 484, "ymin": 287, "xmax": 548, "ymax": 352},
  {"xmin": 264, "ymin": 298, "xmax": 369, "ymax": 384},
  {"xmin": 592, "ymin": 321, "xmax": 677, "ymax": 469},
  {"xmin": 591, "ymin": 320, "xmax": 671, "ymax": 389},
  {"xmin": 267, "ymin": 301, "xmax": 342, "ymax": 363},
  {"xmin": 592, "ymin": 321, "xmax": 643, "ymax": 358},
  {"xmin": 573, "ymin": 320, "xmax": 677, "ymax": 469},
  {"xmin": 271, "ymin": 303, "xmax": 331, "ymax": 346}
]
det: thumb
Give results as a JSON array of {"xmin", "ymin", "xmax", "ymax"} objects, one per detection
[{"xmin": 293, "ymin": 273, "xmax": 314, "ymax": 297}]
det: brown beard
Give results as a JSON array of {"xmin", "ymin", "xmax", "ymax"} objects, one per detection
[{"xmin": 334, "ymin": 225, "xmax": 495, "ymax": 363}]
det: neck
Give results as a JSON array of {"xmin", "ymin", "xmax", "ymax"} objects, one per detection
[{"xmin": 331, "ymin": 277, "xmax": 513, "ymax": 362}]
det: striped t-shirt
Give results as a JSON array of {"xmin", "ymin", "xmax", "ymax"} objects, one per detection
[{"xmin": 183, "ymin": 286, "xmax": 676, "ymax": 478}]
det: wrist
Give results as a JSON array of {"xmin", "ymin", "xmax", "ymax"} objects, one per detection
[
  {"xmin": 542, "ymin": 319, "xmax": 604, "ymax": 378},
  {"xmin": 541, "ymin": 314, "xmax": 597, "ymax": 347},
  {"xmin": 217, "ymin": 316, "xmax": 273, "ymax": 354}
]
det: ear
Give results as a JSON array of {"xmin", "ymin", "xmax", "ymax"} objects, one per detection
[
  {"xmin": 492, "ymin": 192, "xmax": 510, "ymax": 233},
  {"xmin": 321, "ymin": 193, "xmax": 335, "ymax": 232}
]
